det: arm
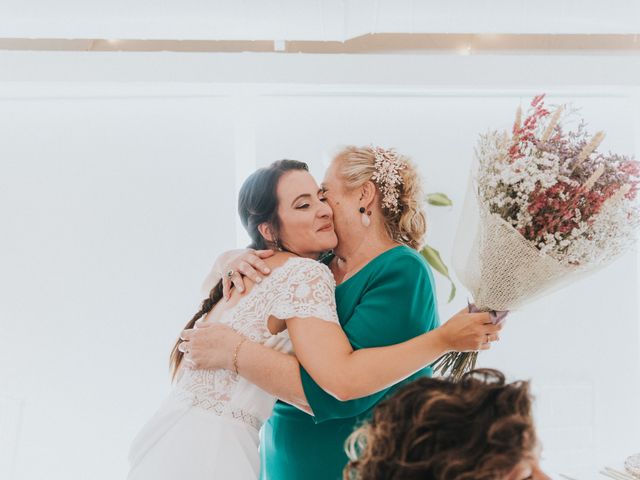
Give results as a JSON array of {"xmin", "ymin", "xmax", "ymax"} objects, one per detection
[
  {"xmin": 186, "ymin": 309, "xmax": 487, "ymax": 411},
  {"xmin": 186, "ymin": 256, "xmax": 498, "ymax": 413},
  {"xmin": 183, "ymin": 322, "xmax": 312, "ymax": 414},
  {"xmin": 287, "ymin": 258, "xmax": 498, "ymax": 402},
  {"xmin": 287, "ymin": 318, "xmax": 450, "ymax": 402},
  {"xmin": 296, "ymin": 254, "xmax": 498, "ymax": 423},
  {"xmin": 203, "ymin": 306, "xmax": 494, "ymax": 414},
  {"xmin": 294, "ymin": 254, "xmax": 438, "ymax": 404},
  {"xmin": 187, "ymin": 318, "xmax": 450, "ymax": 410},
  {"xmin": 234, "ymin": 341, "xmax": 312, "ymax": 415}
]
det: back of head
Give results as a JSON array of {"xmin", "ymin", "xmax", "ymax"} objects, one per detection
[
  {"xmin": 345, "ymin": 369, "xmax": 537, "ymax": 480},
  {"xmin": 333, "ymin": 146, "xmax": 427, "ymax": 250}
]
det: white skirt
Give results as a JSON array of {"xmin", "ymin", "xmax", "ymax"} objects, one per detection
[{"xmin": 128, "ymin": 404, "xmax": 260, "ymax": 480}]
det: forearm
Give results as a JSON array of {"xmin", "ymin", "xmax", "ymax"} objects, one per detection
[
  {"xmin": 326, "ymin": 330, "xmax": 448, "ymax": 401},
  {"xmin": 236, "ymin": 341, "xmax": 312, "ymax": 415}
]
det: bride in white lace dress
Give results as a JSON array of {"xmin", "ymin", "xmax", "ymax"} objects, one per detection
[
  {"xmin": 128, "ymin": 259, "xmax": 337, "ymax": 479},
  {"xmin": 127, "ymin": 161, "xmax": 340, "ymax": 479}
]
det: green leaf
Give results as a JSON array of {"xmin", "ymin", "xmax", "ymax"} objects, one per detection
[
  {"xmin": 426, "ymin": 193, "xmax": 453, "ymax": 207},
  {"xmin": 420, "ymin": 244, "xmax": 456, "ymax": 303}
]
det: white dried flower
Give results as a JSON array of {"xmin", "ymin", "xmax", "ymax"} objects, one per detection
[{"xmin": 370, "ymin": 146, "xmax": 406, "ymax": 214}]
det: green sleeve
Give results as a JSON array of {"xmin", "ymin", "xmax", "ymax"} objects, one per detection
[{"xmin": 301, "ymin": 254, "xmax": 439, "ymax": 423}]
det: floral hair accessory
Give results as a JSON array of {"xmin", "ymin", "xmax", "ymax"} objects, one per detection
[{"xmin": 370, "ymin": 146, "xmax": 406, "ymax": 213}]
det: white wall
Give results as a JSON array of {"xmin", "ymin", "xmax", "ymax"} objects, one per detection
[
  {"xmin": 0, "ymin": 52, "xmax": 638, "ymax": 480},
  {"xmin": 0, "ymin": 94, "xmax": 239, "ymax": 479}
]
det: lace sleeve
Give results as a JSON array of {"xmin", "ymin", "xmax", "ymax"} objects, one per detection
[{"xmin": 268, "ymin": 259, "xmax": 339, "ymax": 325}]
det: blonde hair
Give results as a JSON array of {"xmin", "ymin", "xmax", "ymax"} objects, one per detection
[{"xmin": 333, "ymin": 146, "xmax": 427, "ymax": 250}]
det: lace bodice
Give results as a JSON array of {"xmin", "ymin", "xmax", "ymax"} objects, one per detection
[{"xmin": 173, "ymin": 257, "xmax": 339, "ymax": 429}]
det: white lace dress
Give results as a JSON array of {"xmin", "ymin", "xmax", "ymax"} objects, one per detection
[{"xmin": 127, "ymin": 257, "xmax": 338, "ymax": 480}]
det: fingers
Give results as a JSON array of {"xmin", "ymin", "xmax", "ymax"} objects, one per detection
[
  {"xmin": 472, "ymin": 314, "xmax": 504, "ymax": 332},
  {"xmin": 478, "ymin": 331, "xmax": 500, "ymax": 349},
  {"xmin": 221, "ymin": 269, "xmax": 245, "ymax": 300},
  {"xmin": 220, "ymin": 250, "xmax": 274, "ymax": 301},
  {"xmin": 237, "ymin": 250, "xmax": 274, "ymax": 283},
  {"xmin": 194, "ymin": 319, "xmax": 212, "ymax": 329},
  {"xmin": 222, "ymin": 277, "xmax": 231, "ymax": 300},
  {"xmin": 241, "ymin": 253, "xmax": 272, "ymax": 277},
  {"xmin": 177, "ymin": 340, "xmax": 190, "ymax": 353},
  {"xmin": 486, "ymin": 333, "xmax": 500, "ymax": 342},
  {"xmin": 237, "ymin": 260, "xmax": 263, "ymax": 284},
  {"xmin": 236, "ymin": 252, "xmax": 272, "ymax": 277},
  {"xmin": 255, "ymin": 249, "xmax": 276, "ymax": 260},
  {"xmin": 478, "ymin": 323, "xmax": 503, "ymax": 336},
  {"xmin": 473, "ymin": 312, "xmax": 493, "ymax": 324},
  {"xmin": 229, "ymin": 270, "xmax": 246, "ymax": 294},
  {"xmin": 180, "ymin": 329, "xmax": 194, "ymax": 341}
]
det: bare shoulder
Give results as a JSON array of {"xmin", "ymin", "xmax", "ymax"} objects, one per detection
[
  {"xmin": 262, "ymin": 252, "xmax": 299, "ymax": 271},
  {"xmin": 264, "ymin": 252, "xmax": 312, "ymax": 272}
]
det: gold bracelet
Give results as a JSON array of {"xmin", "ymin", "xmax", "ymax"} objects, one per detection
[{"xmin": 232, "ymin": 337, "xmax": 248, "ymax": 375}]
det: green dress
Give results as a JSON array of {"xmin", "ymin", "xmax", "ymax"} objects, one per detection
[{"xmin": 260, "ymin": 245, "xmax": 440, "ymax": 480}]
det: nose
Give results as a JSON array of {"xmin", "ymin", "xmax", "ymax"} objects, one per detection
[{"xmin": 318, "ymin": 200, "xmax": 333, "ymax": 219}]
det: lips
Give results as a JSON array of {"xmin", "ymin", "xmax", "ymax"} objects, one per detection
[{"xmin": 317, "ymin": 224, "xmax": 333, "ymax": 232}]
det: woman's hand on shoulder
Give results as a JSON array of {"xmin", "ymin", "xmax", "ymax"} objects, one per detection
[
  {"xmin": 434, "ymin": 308, "xmax": 503, "ymax": 353},
  {"xmin": 220, "ymin": 249, "xmax": 276, "ymax": 300}
]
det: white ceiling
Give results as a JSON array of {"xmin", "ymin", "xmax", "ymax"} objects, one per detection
[{"xmin": 0, "ymin": 0, "xmax": 638, "ymax": 41}]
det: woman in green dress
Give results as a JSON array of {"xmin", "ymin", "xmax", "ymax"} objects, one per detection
[{"xmin": 182, "ymin": 146, "xmax": 501, "ymax": 480}]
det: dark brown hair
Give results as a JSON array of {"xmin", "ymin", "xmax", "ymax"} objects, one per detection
[
  {"xmin": 169, "ymin": 160, "xmax": 309, "ymax": 379},
  {"xmin": 344, "ymin": 369, "xmax": 537, "ymax": 480}
]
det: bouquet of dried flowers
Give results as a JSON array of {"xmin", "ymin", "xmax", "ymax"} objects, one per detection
[{"xmin": 434, "ymin": 94, "xmax": 640, "ymax": 380}]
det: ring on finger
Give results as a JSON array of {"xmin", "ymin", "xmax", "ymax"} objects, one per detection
[
  {"xmin": 226, "ymin": 269, "xmax": 235, "ymax": 278},
  {"xmin": 486, "ymin": 333, "xmax": 490, "ymax": 343},
  {"xmin": 235, "ymin": 263, "xmax": 248, "ymax": 277}
]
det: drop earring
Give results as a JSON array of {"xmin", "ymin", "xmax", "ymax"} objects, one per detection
[{"xmin": 359, "ymin": 207, "xmax": 371, "ymax": 227}]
